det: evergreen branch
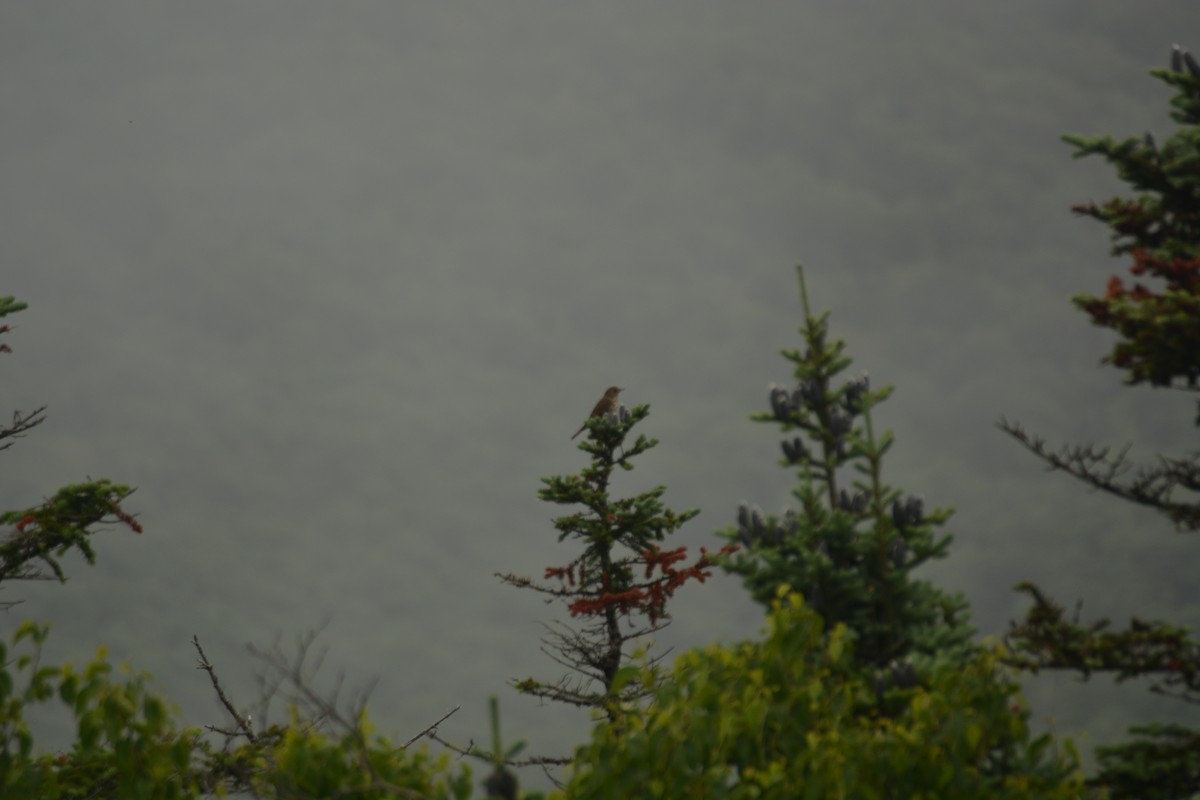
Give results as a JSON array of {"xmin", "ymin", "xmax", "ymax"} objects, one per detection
[
  {"xmin": 1092, "ymin": 723, "xmax": 1200, "ymax": 799},
  {"xmin": 998, "ymin": 418, "xmax": 1200, "ymax": 530},
  {"xmin": 0, "ymin": 480, "xmax": 140, "ymax": 584},
  {"xmin": 1005, "ymin": 582, "xmax": 1200, "ymax": 702}
]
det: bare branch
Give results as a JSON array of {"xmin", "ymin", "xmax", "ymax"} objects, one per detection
[
  {"xmin": 998, "ymin": 417, "xmax": 1200, "ymax": 530},
  {"xmin": 0, "ymin": 406, "xmax": 46, "ymax": 451},
  {"xmin": 192, "ymin": 635, "xmax": 257, "ymax": 744},
  {"xmin": 244, "ymin": 627, "xmax": 437, "ymax": 799},
  {"xmin": 399, "ymin": 705, "xmax": 461, "ymax": 750},
  {"xmin": 426, "ymin": 731, "xmax": 571, "ymax": 768}
]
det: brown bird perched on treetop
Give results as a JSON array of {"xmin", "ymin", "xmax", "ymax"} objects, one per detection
[{"xmin": 571, "ymin": 386, "xmax": 624, "ymax": 439}]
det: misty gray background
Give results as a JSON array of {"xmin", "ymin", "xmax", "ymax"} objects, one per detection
[{"xmin": 3, "ymin": 0, "xmax": 1199, "ymax": 781}]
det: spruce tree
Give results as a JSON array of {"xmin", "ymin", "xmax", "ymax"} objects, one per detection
[
  {"xmin": 1001, "ymin": 44, "xmax": 1200, "ymax": 799},
  {"xmin": 719, "ymin": 267, "xmax": 973, "ymax": 672},
  {"xmin": 498, "ymin": 401, "xmax": 727, "ymax": 725}
]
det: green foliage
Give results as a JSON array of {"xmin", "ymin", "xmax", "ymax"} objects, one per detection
[
  {"xmin": 539, "ymin": 405, "xmax": 699, "ymax": 576},
  {"xmin": 1066, "ymin": 51, "xmax": 1200, "ymax": 394},
  {"xmin": 0, "ymin": 622, "xmax": 203, "ymax": 799},
  {"xmin": 566, "ymin": 591, "xmax": 1084, "ymax": 799},
  {"xmin": 0, "ymin": 621, "xmax": 478, "ymax": 798},
  {"xmin": 1093, "ymin": 724, "xmax": 1200, "ymax": 800},
  {"xmin": 1007, "ymin": 582, "xmax": 1200, "ymax": 687},
  {"xmin": 228, "ymin": 716, "xmax": 475, "ymax": 800},
  {"xmin": 0, "ymin": 296, "xmax": 28, "ymax": 320},
  {"xmin": 0, "ymin": 480, "xmax": 141, "ymax": 584},
  {"xmin": 719, "ymin": 266, "xmax": 972, "ymax": 670}
]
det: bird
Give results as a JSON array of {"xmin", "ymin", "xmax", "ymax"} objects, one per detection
[{"xmin": 571, "ymin": 386, "xmax": 624, "ymax": 439}]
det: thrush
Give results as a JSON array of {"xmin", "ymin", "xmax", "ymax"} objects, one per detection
[{"xmin": 571, "ymin": 386, "xmax": 624, "ymax": 439}]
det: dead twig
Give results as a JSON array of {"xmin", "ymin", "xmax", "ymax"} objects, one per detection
[
  {"xmin": 400, "ymin": 705, "xmax": 460, "ymax": 750},
  {"xmin": 193, "ymin": 635, "xmax": 257, "ymax": 744}
]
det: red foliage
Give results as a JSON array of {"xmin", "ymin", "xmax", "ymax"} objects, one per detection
[
  {"xmin": 108, "ymin": 501, "xmax": 143, "ymax": 533},
  {"xmin": 1128, "ymin": 248, "xmax": 1200, "ymax": 291},
  {"xmin": 545, "ymin": 564, "xmax": 572, "ymax": 582},
  {"xmin": 1077, "ymin": 243, "xmax": 1200, "ymax": 386},
  {"xmin": 569, "ymin": 589, "xmax": 643, "ymax": 618},
  {"xmin": 549, "ymin": 543, "xmax": 741, "ymax": 625}
]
